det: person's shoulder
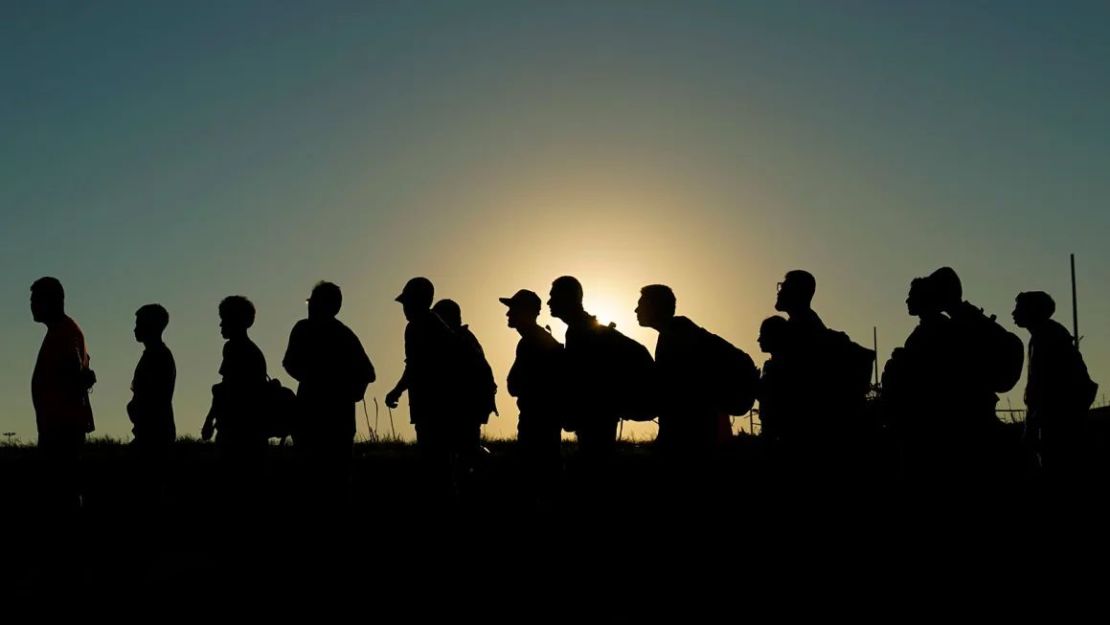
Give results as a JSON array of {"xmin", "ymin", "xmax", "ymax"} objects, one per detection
[{"xmin": 60, "ymin": 315, "xmax": 85, "ymax": 342}]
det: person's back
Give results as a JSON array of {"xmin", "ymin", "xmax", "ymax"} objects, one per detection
[
  {"xmin": 1014, "ymin": 291, "xmax": 1097, "ymax": 484},
  {"xmin": 653, "ymin": 315, "xmax": 730, "ymax": 452},
  {"xmin": 130, "ymin": 341, "xmax": 177, "ymax": 444},
  {"xmin": 456, "ymin": 324, "xmax": 497, "ymax": 423},
  {"xmin": 1026, "ymin": 319, "xmax": 1091, "ymax": 415},
  {"xmin": 403, "ymin": 308, "xmax": 458, "ymax": 423},
  {"xmin": 563, "ymin": 314, "xmax": 621, "ymax": 440},
  {"xmin": 284, "ymin": 282, "xmax": 375, "ymax": 512},
  {"xmin": 33, "ymin": 314, "xmax": 95, "ymax": 437},
  {"xmin": 284, "ymin": 314, "xmax": 375, "ymax": 438},
  {"xmin": 30, "ymin": 277, "xmax": 94, "ymax": 513},
  {"xmin": 217, "ymin": 336, "xmax": 267, "ymax": 442}
]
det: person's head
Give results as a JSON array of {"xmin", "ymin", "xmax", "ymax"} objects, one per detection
[
  {"xmin": 774, "ymin": 270, "xmax": 816, "ymax": 315},
  {"xmin": 308, "ymin": 281, "xmax": 342, "ymax": 320},
  {"xmin": 929, "ymin": 266, "xmax": 963, "ymax": 312},
  {"xmin": 432, "ymin": 299, "xmax": 462, "ymax": 329},
  {"xmin": 500, "ymin": 289, "xmax": 542, "ymax": 330},
  {"xmin": 30, "ymin": 276, "xmax": 65, "ymax": 323},
  {"xmin": 395, "ymin": 277, "xmax": 434, "ymax": 321},
  {"xmin": 906, "ymin": 276, "xmax": 942, "ymax": 318},
  {"xmin": 1013, "ymin": 291, "xmax": 1055, "ymax": 329},
  {"xmin": 134, "ymin": 304, "xmax": 169, "ymax": 344},
  {"xmin": 636, "ymin": 284, "xmax": 676, "ymax": 330},
  {"xmin": 758, "ymin": 316, "xmax": 791, "ymax": 355},
  {"xmin": 547, "ymin": 275, "xmax": 584, "ymax": 322},
  {"xmin": 219, "ymin": 295, "xmax": 255, "ymax": 339}
]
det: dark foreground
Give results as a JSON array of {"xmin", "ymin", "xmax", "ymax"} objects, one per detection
[{"xmin": 2, "ymin": 432, "xmax": 1109, "ymax": 615}]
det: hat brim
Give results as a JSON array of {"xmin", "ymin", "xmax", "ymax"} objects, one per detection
[{"xmin": 498, "ymin": 297, "xmax": 514, "ymax": 307}]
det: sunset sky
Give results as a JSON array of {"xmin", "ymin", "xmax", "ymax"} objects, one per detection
[{"xmin": 2, "ymin": 1, "xmax": 1108, "ymax": 442}]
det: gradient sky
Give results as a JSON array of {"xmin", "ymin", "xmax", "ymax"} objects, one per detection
[{"xmin": 2, "ymin": 1, "xmax": 1108, "ymax": 442}]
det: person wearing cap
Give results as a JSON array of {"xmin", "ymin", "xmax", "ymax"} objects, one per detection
[
  {"xmin": 385, "ymin": 277, "xmax": 458, "ymax": 501},
  {"xmin": 1013, "ymin": 291, "xmax": 1098, "ymax": 486},
  {"xmin": 283, "ymin": 281, "xmax": 376, "ymax": 510},
  {"xmin": 502, "ymin": 289, "xmax": 565, "ymax": 499}
]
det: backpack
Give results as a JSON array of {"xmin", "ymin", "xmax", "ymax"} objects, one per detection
[
  {"xmin": 815, "ymin": 329, "xmax": 876, "ymax": 419},
  {"xmin": 700, "ymin": 329, "xmax": 759, "ymax": 416},
  {"xmin": 597, "ymin": 324, "xmax": 657, "ymax": 422},
  {"xmin": 263, "ymin": 377, "xmax": 299, "ymax": 441},
  {"xmin": 963, "ymin": 306, "xmax": 1025, "ymax": 394}
]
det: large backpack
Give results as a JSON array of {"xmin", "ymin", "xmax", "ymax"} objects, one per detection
[
  {"xmin": 816, "ymin": 329, "xmax": 876, "ymax": 417},
  {"xmin": 699, "ymin": 328, "xmax": 759, "ymax": 416},
  {"xmin": 263, "ymin": 377, "xmax": 298, "ymax": 441},
  {"xmin": 963, "ymin": 306, "xmax": 1025, "ymax": 394},
  {"xmin": 597, "ymin": 324, "xmax": 657, "ymax": 422}
]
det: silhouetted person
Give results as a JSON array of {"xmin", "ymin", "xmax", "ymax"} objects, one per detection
[
  {"xmin": 385, "ymin": 277, "xmax": 458, "ymax": 504},
  {"xmin": 432, "ymin": 298, "xmax": 497, "ymax": 487},
  {"xmin": 635, "ymin": 285, "xmax": 734, "ymax": 456},
  {"xmin": 929, "ymin": 267, "xmax": 1023, "ymax": 482},
  {"xmin": 202, "ymin": 295, "xmax": 270, "ymax": 512},
  {"xmin": 548, "ymin": 276, "xmax": 654, "ymax": 503},
  {"xmin": 757, "ymin": 315, "xmax": 794, "ymax": 444},
  {"xmin": 548, "ymin": 277, "xmax": 618, "ymax": 461},
  {"xmin": 127, "ymin": 304, "xmax": 176, "ymax": 507},
  {"xmin": 771, "ymin": 270, "xmax": 875, "ymax": 485},
  {"xmin": 881, "ymin": 276, "xmax": 957, "ymax": 486},
  {"xmin": 1013, "ymin": 291, "xmax": 1098, "ymax": 488},
  {"xmin": 502, "ymin": 289, "xmax": 565, "ymax": 500},
  {"xmin": 283, "ymin": 281, "xmax": 375, "ymax": 511},
  {"xmin": 31, "ymin": 277, "xmax": 95, "ymax": 512},
  {"xmin": 129, "ymin": 304, "xmax": 176, "ymax": 445}
]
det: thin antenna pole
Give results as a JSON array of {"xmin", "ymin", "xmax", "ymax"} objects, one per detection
[
  {"xmin": 873, "ymin": 326, "xmax": 879, "ymax": 387},
  {"xmin": 1071, "ymin": 253, "xmax": 1080, "ymax": 350}
]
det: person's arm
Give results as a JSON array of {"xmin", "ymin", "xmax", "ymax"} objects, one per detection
[
  {"xmin": 385, "ymin": 372, "xmax": 408, "ymax": 408},
  {"xmin": 386, "ymin": 325, "xmax": 415, "ymax": 408}
]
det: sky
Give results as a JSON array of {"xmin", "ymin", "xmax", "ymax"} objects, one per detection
[{"xmin": 2, "ymin": 1, "xmax": 1108, "ymax": 442}]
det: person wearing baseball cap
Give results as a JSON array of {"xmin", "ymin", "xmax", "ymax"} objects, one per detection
[
  {"xmin": 501, "ymin": 289, "xmax": 565, "ymax": 498},
  {"xmin": 386, "ymin": 277, "xmax": 458, "ymax": 501}
]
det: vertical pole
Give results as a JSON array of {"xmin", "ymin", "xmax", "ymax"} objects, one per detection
[
  {"xmin": 873, "ymin": 326, "xmax": 880, "ymax": 387},
  {"xmin": 1071, "ymin": 253, "xmax": 1080, "ymax": 350}
]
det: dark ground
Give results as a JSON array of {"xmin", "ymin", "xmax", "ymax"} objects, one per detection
[{"xmin": 2, "ymin": 428, "xmax": 1109, "ymax": 615}]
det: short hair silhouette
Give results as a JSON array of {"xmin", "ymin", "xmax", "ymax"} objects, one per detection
[
  {"xmin": 219, "ymin": 295, "xmax": 256, "ymax": 329},
  {"xmin": 136, "ymin": 304, "xmax": 170, "ymax": 333},
  {"xmin": 1016, "ymin": 291, "xmax": 1055, "ymax": 321},
  {"xmin": 31, "ymin": 276, "xmax": 65, "ymax": 305},
  {"xmin": 929, "ymin": 267, "xmax": 963, "ymax": 308},
  {"xmin": 311, "ymin": 281, "xmax": 343, "ymax": 317},
  {"xmin": 784, "ymin": 270, "xmax": 816, "ymax": 302},
  {"xmin": 396, "ymin": 277, "xmax": 434, "ymax": 309},
  {"xmin": 758, "ymin": 315, "xmax": 790, "ymax": 353},
  {"xmin": 432, "ymin": 299, "xmax": 462, "ymax": 328},
  {"xmin": 906, "ymin": 277, "xmax": 941, "ymax": 316},
  {"xmin": 639, "ymin": 284, "xmax": 676, "ymax": 318},
  {"xmin": 551, "ymin": 276, "xmax": 584, "ymax": 304}
]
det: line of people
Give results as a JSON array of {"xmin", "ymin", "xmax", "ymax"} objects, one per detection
[{"xmin": 26, "ymin": 266, "xmax": 1099, "ymax": 513}]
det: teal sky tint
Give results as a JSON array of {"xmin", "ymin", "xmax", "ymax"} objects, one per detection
[{"xmin": 2, "ymin": 1, "xmax": 1109, "ymax": 441}]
